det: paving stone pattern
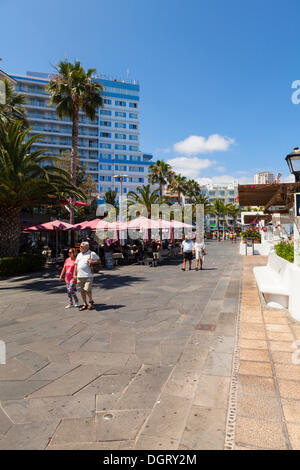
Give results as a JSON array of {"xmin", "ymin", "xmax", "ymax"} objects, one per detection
[
  {"xmin": 0, "ymin": 241, "xmax": 242, "ymax": 449},
  {"xmin": 234, "ymin": 256, "xmax": 300, "ymax": 450}
]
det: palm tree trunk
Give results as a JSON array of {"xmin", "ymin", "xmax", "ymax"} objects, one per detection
[
  {"xmin": 0, "ymin": 206, "xmax": 21, "ymax": 257},
  {"xmin": 70, "ymin": 99, "xmax": 79, "ymax": 225}
]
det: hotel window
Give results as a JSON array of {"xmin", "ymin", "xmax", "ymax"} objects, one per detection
[
  {"xmin": 100, "ymin": 110, "xmax": 111, "ymax": 116},
  {"xmin": 100, "ymin": 154, "xmax": 111, "ymax": 160},
  {"xmin": 115, "ymin": 122, "xmax": 126, "ymax": 128},
  {"xmin": 100, "ymin": 143, "xmax": 111, "ymax": 149},
  {"xmin": 129, "ymin": 102, "xmax": 138, "ymax": 108},
  {"xmin": 115, "ymin": 144, "xmax": 126, "ymax": 150},
  {"xmin": 115, "ymin": 134, "xmax": 126, "ymax": 139},
  {"xmin": 99, "ymin": 164, "xmax": 112, "ymax": 170},
  {"xmin": 115, "ymin": 111, "xmax": 126, "ymax": 117},
  {"xmin": 129, "ymin": 145, "xmax": 138, "ymax": 151},
  {"xmin": 129, "ymin": 113, "xmax": 138, "ymax": 119},
  {"xmin": 129, "ymin": 124, "xmax": 137, "ymax": 129},
  {"xmin": 103, "ymin": 99, "xmax": 111, "ymax": 104},
  {"xmin": 100, "ymin": 121, "xmax": 111, "ymax": 127},
  {"xmin": 115, "ymin": 100, "xmax": 126, "ymax": 107},
  {"xmin": 129, "ymin": 135, "xmax": 138, "ymax": 141},
  {"xmin": 100, "ymin": 132, "xmax": 111, "ymax": 138},
  {"xmin": 115, "ymin": 165, "xmax": 127, "ymax": 171},
  {"xmin": 115, "ymin": 154, "xmax": 126, "ymax": 160}
]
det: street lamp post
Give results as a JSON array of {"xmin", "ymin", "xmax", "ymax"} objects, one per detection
[
  {"xmin": 285, "ymin": 147, "xmax": 300, "ymax": 266},
  {"xmin": 113, "ymin": 174, "xmax": 128, "ymax": 244}
]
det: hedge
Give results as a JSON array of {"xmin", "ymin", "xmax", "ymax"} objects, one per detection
[
  {"xmin": 0, "ymin": 254, "xmax": 46, "ymax": 277},
  {"xmin": 274, "ymin": 241, "xmax": 294, "ymax": 263}
]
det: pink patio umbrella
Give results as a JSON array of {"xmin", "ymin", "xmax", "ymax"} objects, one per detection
[{"xmin": 25, "ymin": 220, "xmax": 74, "ymax": 259}]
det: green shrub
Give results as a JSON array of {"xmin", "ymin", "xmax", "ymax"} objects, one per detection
[
  {"xmin": 0, "ymin": 254, "xmax": 46, "ymax": 277},
  {"xmin": 275, "ymin": 242, "xmax": 294, "ymax": 263},
  {"xmin": 241, "ymin": 229, "xmax": 261, "ymax": 243}
]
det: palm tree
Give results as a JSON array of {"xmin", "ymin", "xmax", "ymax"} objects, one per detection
[
  {"xmin": 0, "ymin": 79, "xmax": 28, "ymax": 128},
  {"xmin": 149, "ymin": 160, "xmax": 173, "ymax": 202},
  {"xmin": 127, "ymin": 184, "xmax": 160, "ymax": 218},
  {"xmin": 0, "ymin": 121, "xmax": 84, "ymax": 257},
  {"xmin": 168, "ymin": 173, "xmax": 187, "ymax": 204},
  {"xmin": 228, "ymin": 204, "xmax": 241, "ymax": 231},
  {"xmin": 47, "ymin": 60, "xmax": 103, "ymax": 223},
  {"xmin": 185, "ymin": 179, "xmax": 201, "ymax": 203},
  {"xmin": 104, "ymin": 189, "xmax": 118, "ymax": 208},
  {"xmin": 210, "ymin": 198, "xmax": 226, "ymax": 241}
]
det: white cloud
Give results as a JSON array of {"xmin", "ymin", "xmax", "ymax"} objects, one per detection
[
  {"xmin": 196, "ymin": 174, "xmax": 253, "ymax": 185},
  {"xmin": 174, "ymin": 134, "xmax": 235, "ymax": 155},
  {"xmin": 166, "ymin": 156, "xmax": 215, "ymax": 178},
  {"xmin": 216, "ymin": 166, "xmax": 226, "ymax": 172}
]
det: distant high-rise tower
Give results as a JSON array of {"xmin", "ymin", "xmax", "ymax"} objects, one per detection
[{"xmin": 254, "ymin": 172, "xmax": 275, "ymax": 184}]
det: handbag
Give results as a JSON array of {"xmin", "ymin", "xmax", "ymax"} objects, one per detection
[{"xmin": 89, "ymin": 252, "xmax": 100, "ymax": 274}]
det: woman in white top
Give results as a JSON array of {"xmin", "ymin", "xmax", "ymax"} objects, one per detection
[{"xmin": 194, "ymin": 235, "xmax": 206, "ymax": 271}]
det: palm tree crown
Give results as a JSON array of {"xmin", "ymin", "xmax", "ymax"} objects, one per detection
[
  {"xmin": 149, "ymin": 160, "xmax": 173, "ymax": 201},
  {"xmin": 127, "ymin": 184, "xmax": 160, "ymax": 218},
  {"xmin": 168, "ymin": 173, "xmax": 188, "ymax": 204},
  {"xmin": 0, "ymin": 79, "xmax": 28, "ymax": 127}
]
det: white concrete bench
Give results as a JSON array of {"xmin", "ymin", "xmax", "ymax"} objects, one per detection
[{"xmin": 253, "ymin": 251, "xmax": 300, "ymax": 320}]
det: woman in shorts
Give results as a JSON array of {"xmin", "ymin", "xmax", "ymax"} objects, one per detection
[
  {"xmin": 194, "ymin": 235, "xmax": 206, "ymax": 271},
  {"xmin": 59, "ymin": 248, "xmax": 79, "ymax": 308}
]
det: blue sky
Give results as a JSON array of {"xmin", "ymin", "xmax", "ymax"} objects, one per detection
[{"xmin": 1, "ymin": 0, "xmax": 300, "ymax": 184}]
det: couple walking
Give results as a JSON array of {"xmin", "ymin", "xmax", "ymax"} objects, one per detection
[
  {"xmin": 181, "ymin": 235, "xmax": 206, "ymax": 271},
  {"xmin": 59, "ymin": 241, "xmax": 100, "ymax": 311}
]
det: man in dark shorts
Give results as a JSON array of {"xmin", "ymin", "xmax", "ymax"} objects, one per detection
[{"xmin": 180, "ymin": 235, "xmax": 194, "ymax": 271}]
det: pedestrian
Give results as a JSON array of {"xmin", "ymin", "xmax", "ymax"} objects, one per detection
[
  {"xmin": 73, "ymin": 241, "xmax": 100, "ymax": 311},
  {"xmin": 181, "ymin": 235, "xmax": 194, "ymax": 271},
  {"xmin": 59, "ymin": 247, "xmax": 79, "ymax": 308},
  {"xmin": 194, "ymin": 235, "xmax": 206, "ymax": 271}
]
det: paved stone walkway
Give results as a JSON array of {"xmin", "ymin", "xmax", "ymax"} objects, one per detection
[
  {"xmin": 0, "ymin": 241, "xmax": 242, "ymax": 450},
  {"xmin": 235, "ymin": 256, "xmax": 300, "ymax": 450}
]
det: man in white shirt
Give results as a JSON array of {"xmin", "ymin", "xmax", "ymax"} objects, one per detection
[
  {"xmin": 180, "ymin": 235, "xmax": 194, "ymax": 271},
  {"xmin": 73, "ymin": 242, "xmax": 100, "ymax": 311}
]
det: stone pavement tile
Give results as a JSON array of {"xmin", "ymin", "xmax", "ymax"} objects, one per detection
[
  {"xmin": 239, "ymin": 349, "xmax": 270, "ymax": 362},
  {"xmin": 59, "ymin": 333, "xmax": 94, "ymax": 352},
  {"xmin": 109, "ymin": 332, "xmax": 136, "ymax": 354},
  {"xmin": 47, "ymin": 440, "xmax": 135, "ymax": 450},
  {"xmin": 141, "ymin": 393, "xmax": 191, "ymax": 440},
  {"xmin": 79, "ymin": 340, "xmax": 110, "ymax": 353},
  {"xmin": 96, "ymin": 393, "xmax": 122, "ymax": 412},
  {"xmin": 239, "ymin": 339, "xmax": 268, "ymax": 350},
  {"xmin": 222, "ymin": 298, "xmax": 239, "ymax": 314},
  {"xmin": 135, "ymin": 435, "xmax": 179, "ymax": 450},
  {"xmin": 24, "ymin": 340, "xmax": 65, "ymax": 358},
  {"xmin": 116, "ymin": 365, "xmax": 172, "ymax": 410},
  {"xmin": 180, "ymin": 406, "xmax": 227, "ymax": 450},
  {"xmin": 193, "ymin": 375, "xmax": 230, "ymax": 409},
  {"xmin": 214, "ymin": 313, "xmax": 236, "ymax": 336},
  {"xmin": 2, "ymin": 395, "xmax": 94, "ymax": 424},
  {"xmin": 105, "ymin": 354, "xmax": 143, "ymax": 376},
  {"xmin": 0, "ymin": 407, "xmax": 12, "ymax": 437},
  {"xmin": 263, "ymin": 313, "xmax": 289, "ymax": 325},
  {"xmin": 239, "ymin": 361, "xmax": 272, "ymax": 377},
  {"xmin": 188, "ymin": 332, "xmax": 215, "ymax": 349},
  {"xmin": 74, "ymin": 373, "xmax": 135, "ymax": 397},
  {"xmin": 265, "ymin": 324, "xmax": 292, "ymax": 333},
  {"xmin": 0, "ymin": 358, "xmax": 34, "ymax": 380},
  {"xmin": 176, "ymin": 345, "xmax": 209, "ymax": 372},
  {"xmin": 0, "ymin": 380, "xmax": 50, "ymax": 400},
  {"xmin": 29, "ymin": 365, "xmax": 105, "ymax": 398},
  {"xmin": 64, "ymin": 321, "xmax": 89, "ymax": 337},
  {"xmin": 278, "ymin": 380, "xmax": 300, "ymax": 400},
  {"xmin": 235, "ymin": 415, "xmax": 287, "ymax": 449},
  {"xmin": 50, "ymin": 417, "xmax": 96, "ymax": 445},
  {"xmin": 291, "ymin": 326, "xmax": 300, "ymax": 339},
  {"xmin": 14, "ymin": 350, "xmax": 50, "ymax": 372},
  {"xmin": 160, "ymin": 338, "xmax": 188, "ymax": 366},
  {"xmin": 210, "ymin": 336, "xmax": 234, "ymax": 354},
  {"xmin": 202, "ymin": 352, "xmax": 232, "ymax": 377},
  {"xmin": 267, "ymin": 331, "xmax": 294, "ymax": 342},
  {"xmin": 237, "ymin": 394, "xmax": 281, "ymax": 421},
  {"xmin": 163, "ymin": 368, "xmax": 199, "ymax": 399},
  {"xmin": 282, "ymin": 399, "xmax": 300, "ymax": 424},
  {"xmin": 96, "ymin": 409, "xmax": 149, "ymax": 441},
  {"xmin": 68, "ymin": 351, "xmax": 130, "ymax": 368},
  {"xmin": 285, "ymin": 423, "xmax": 300, "ymax": 449},
  {"xmin": 135, "ymin": 340, "xmax": 161, "ymax": 365},
  {"xmin": 0, "ymin": 420, "xmax": 59, "ymax": 450},
  {"xmin": 271, "ymin": 351, "xmax": 295, "ymax": 365},
  {"xmin": 240, "ymin": 324, "xmax": 266, "ymax": 340},
  {"xmin": 30, "ymin": 362, "xmax": 76, "ymax": 381},
  {"xmin": 274, "ymin": 364, "xmax": 300, "ymax": 381},
  {"xmin": 238, "ymin": 374, "xmax": 276, "ymax": 396},
  {"xmin": 269, "ymin": 341, "xmax": 295, "ymax": 353}
]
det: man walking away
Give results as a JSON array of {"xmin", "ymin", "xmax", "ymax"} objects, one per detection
[
  {"xmin": 73, "ymin": 242, "xmax": 100, "ymax": 311},
  {"xmin": 181, "ymin": 235, "xmax": 194, "ymax": 271}
]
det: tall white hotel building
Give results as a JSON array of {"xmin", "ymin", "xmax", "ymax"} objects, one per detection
[{"xmin": 9, "ymin": 71, "xmax": 155, "ymax": 206}]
